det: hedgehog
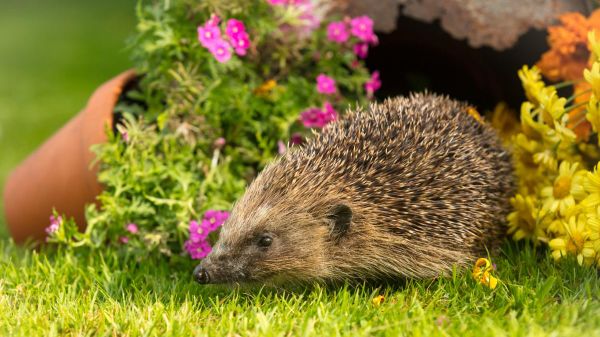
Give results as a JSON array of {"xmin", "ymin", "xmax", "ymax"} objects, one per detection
[{"xmin": 193, "ymin": 93, "xmax": 514, "ymax": 285}]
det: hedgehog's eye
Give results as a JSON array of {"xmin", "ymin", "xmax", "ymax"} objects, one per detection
[{"xmin": 257, "ymin": 234, "xmax": 273, "ymax": 248}]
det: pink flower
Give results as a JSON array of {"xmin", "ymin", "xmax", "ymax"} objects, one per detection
[
  {"xmin": 327, "ymin": 22, "xmax": 349, "ymax": 43},
  {"xmin": 213, "ymin": 137, "xmax": 226, "ymax": 149},
  {"xmin": 188, "ymin": 220, "xmax": 209, "ymax": 242},
  {"xmin": 45, "ymin": 223, "xmax": 59, "ymax": 235},
  {"xmin": 300, "ymin": 107, "xmax": 324, "ymax": 128},
  {"xmin": 207, "ymin": 14, "xmax": 220, "ymax": 27},
  {"xmin": 197, "ymin": 24, "xmax": 221, "ymax": 48},
  {"xmin": 184, "ymin": 240, "xmax": 213, "ymax": 260},
  {"xmin": 226, "ymin": 19, "xmax": 246, "ymax": 39},
  {"xmin": 350, "ymin": 16, "xmax": 374, "ymax": 42},
  {"xmin": 300, "ymin": 102, "xmax": 338, "ymax": 128},
  {"xmin": 353, "ymin": 42, "xmax": 369, "ymax": 59},
  {"xmin": 120, "ymin": 130, "xmax": 129, "ymax": 142},
  {"xmin": 45, "ymin": 215, "xmax": 61, "ymax": 235},
  {"xmin": 322, "ymin": 102, "xmax": 338, "ymax": 122},
  {"xmin": 298, "ymin": 2, "xmax": 320, "ymax": 32},
  {"xmin": 119, "ymin": 236, "xmax": 129, "ymax": 244},
  {"xmin": 290, "ymin": 133, "xmax": 304, "ymax": 145},
  {"xmin": 125, "ymin": 223, "xmax": 138, "ymax": 234},
  {"xmin": 277, "ymin": 140, "xmax": 287, "ymax": 155},
  {"xmin": 365, "ymin": 71, "xmax": 381, "ymax": 97},
  {"xmin": 202, "ymin": 210, "xmax": 230, "ymax": 231},
  {"xmin": 225, "ymin": 19, "xmax": 251, "ymax": 56},
  {"xmin": 267, "ymin": 0, "xmax": 287, "ymax": 4},
  {"xmin": 209, "ymin": 39, "xmax": 233, "ymax": 63},
  {"xmin": 185, "ymin": 210, "xmax": 229, "ymax": 260},
  {"xmin": 232, "ymin": 33, "xmax": 250, "ymax": 56},
  {"xmin": 316, "ymin": 74, "xmax": 337, "ymax": 95}
]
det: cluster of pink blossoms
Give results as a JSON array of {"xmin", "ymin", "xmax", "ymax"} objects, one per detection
[
  {"xmin": 197, "ymin": 15, "xmax": 250, "ymax": 63},
  {"xmin": 299, "ymin": 74, "xmax": 339, "ymax": 128},
  {"xmin": 327, "ymin": 16, "xmax": 378, "ymax": 59},
  {"xmin": 184, "ymin": 210, "xmax": 230, "ymax": 260},
  {"xmin": 119, "ymin": 223, "xmax": 139, "ymax": 244},
  {"xmin": 45, "ymin": 215, "xmax": 62, "ymax": 235},
  {"xmin": 365, "ymin": 71, "xmax": 381, "ymax": 98},
  {"xmin": 300, "ymin": 102, "xmax": 338, "ymax": 128}
]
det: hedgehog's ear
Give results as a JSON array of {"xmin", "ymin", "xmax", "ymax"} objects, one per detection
[{"xmin": 327, "ymin": 204, "xmax": 352, "ymax": 241}]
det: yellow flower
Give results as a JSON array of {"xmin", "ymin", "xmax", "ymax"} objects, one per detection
[
  {"xmin": 586, "ymin": 213, "xmax": 600, "ymax": 265},
  {"xmin": 507, "ymin": 194, "xmax": 550, "ymax": 242},
  {"xmin": 549, "ymin": 214, "xmax": 595, "ymax": 265},
  {"xmin": 585, "ymin": 164, "xmax": 600, "ymax": 194},
  {"xmin": 584, "ymin": 62, "xmax": 600, "ymax": 99},
  {"xmin": 253, "ymin": 79, "xmax": 277, "ymax": 96},
  {"xmin": 518, "ymin": 66, "xmax": 546, "ymax": 106},
  {"xmin": 487, "ymin": 102, "xmax": 519, "ymax": 143},
  {"xmin": 589, "ymin": 31, "xmax": 600, "ymax": 62},
  {"xmin": 472, "ymin": 258, "xmax": 498, "ymax": 289},
  {"xmin": 538, "ymin": 89, "xmax": 567, "ymax": 126},
  {"xmin": 533, "ymin": 150, "xmax": 558, "ymax": 172},
  {"xmin": 541, "ymin": 161, "xmax": 581, "ymax": 215},
  {"xmin": 578, "ymin": 143, "xmax": 600, "ymax": 163},
  {"xmin": 520, "ymin": 102, "xmax": 547, "ymax": 141},
  {"xmin": 586, "ymin": 95, "xmax": 600, "ymax": 142},
  {"xmin": 371, "ymin": 295, "xmax": 385, "ymax": 307}
]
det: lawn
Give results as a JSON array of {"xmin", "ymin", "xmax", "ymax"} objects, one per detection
[{"xmin": 0, "ymin": 1, "xmax": 599, "ymax": 336}]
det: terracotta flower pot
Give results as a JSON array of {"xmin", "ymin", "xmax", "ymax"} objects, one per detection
[{"xmin": 2, "ymin": 70, "xmax": 137, "ymax": 244}]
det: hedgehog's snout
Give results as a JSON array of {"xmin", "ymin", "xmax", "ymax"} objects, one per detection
[{"xmin": 193, "ymin": 246, "xmax": 244, "ymax": 284}]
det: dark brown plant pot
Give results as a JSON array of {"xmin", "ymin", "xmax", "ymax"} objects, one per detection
[{"xmin": 2, "ymin": 70, "xmax": 137, "ymax": 244}]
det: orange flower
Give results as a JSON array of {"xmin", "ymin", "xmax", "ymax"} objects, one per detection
[{"xmin": 536, "ymin": 10, "xmax": 600, "ymax": 82}]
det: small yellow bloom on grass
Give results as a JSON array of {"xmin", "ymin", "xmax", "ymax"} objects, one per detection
[
  {"xmin": 371, "ymin": 295, "xmax": 385, "ymax": 307},
  {"xmin": 472, "ymin": 258, "xmax": 499, "ymax": 289}
]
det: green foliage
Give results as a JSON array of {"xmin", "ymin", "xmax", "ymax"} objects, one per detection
[{"xmin": 66, "ymin": 0, "xmax": 373, "ymax": 258}]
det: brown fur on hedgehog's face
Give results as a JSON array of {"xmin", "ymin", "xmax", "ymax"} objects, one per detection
[{"xmin": 193, "ymin": 197, "xmax": 353, "ymax": 284}]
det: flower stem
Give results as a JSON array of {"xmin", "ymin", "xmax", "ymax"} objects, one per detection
[
  {"xmin": 564, "ymin": 101, "xmax": 588, "ymax": 114},
  {"xmin": 565, "ymin": 88, "xmax": 592, "ymax": 104},
  {"xmin": 553, "ymin": 80, "xmax": 582, "ymax": 89}
]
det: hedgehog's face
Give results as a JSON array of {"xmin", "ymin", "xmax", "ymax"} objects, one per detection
[{"xmin": 193, "ymin": 202, "xmax": 353, "ymax": 285}]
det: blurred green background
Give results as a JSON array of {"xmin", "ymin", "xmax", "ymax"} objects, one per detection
[{"xmin": 0, "ymin": 0, "xmax": 136, "ymax": 237}]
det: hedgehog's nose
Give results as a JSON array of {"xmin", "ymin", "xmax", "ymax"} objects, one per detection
[{"xmin": 193, "ymin": 265, "xmax": 210, "ymax": 284}]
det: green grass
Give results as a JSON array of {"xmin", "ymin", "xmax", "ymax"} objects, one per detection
[
  {"xmin": 0, "ymin": 1, "xmax": 599, "ymax": 336},
  {"xmin": 1, "ymin": 241, "xmax": 599, "ymax": 336}
]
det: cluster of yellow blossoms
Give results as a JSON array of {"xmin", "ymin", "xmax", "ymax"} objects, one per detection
[{"xmin": 504, "ymin": 31, "xmax": 600, "ymax": 267}]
